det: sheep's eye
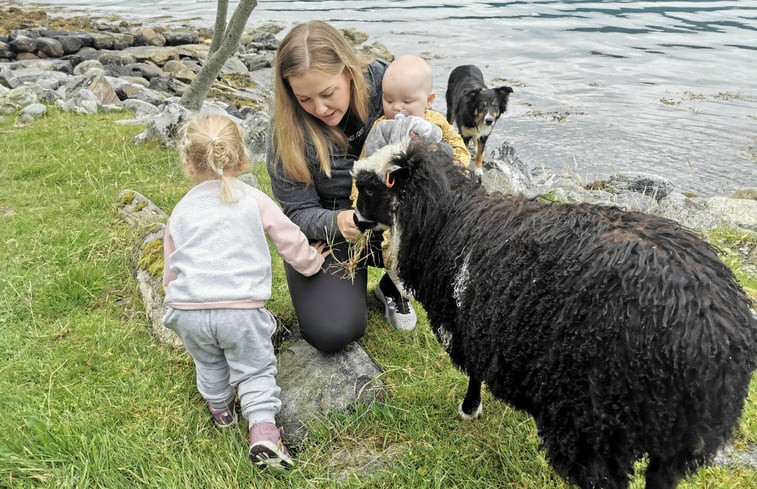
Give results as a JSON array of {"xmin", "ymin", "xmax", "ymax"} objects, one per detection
[{"xmin": 364, "ymin": 189, "xmax": 374, "ymax": 197}]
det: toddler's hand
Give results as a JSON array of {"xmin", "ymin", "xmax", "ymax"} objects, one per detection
[{"xmin": 312, "ymin": 241, "xmax": 333, "ymax": 259}]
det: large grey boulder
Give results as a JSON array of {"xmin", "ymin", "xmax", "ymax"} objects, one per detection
[{"xmin": 277, "ymin": 340, "xmax": 384, "ymax": 445}]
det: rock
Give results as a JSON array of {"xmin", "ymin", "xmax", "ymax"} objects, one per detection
[
  {"xmin": 135, "ymin": 223, "xmax": 182, "ymax": 349},
  {"xmin": 148, "ymin": 76, "xmax": 189, "ymax": 96},
  {"xmin": 113, "ymin": 189, "xmax": 176, "ymax": 345},
  {"xmin": 18, "ymin": 102, "xmax": 46, "ymax": 122},
  {"xmin": 12, "ymin": 68, "xmax": 69, "ymax": 89},
  {"xmin": 73, "ymin": 59, "xmax": 105, "ymax": 76},
  {"xmin": 133, "ymin": 102, "xmax": 190, "ymax": 145},
  {"xmin": 66, "ymin": 72, "xmax": 120, "ymax": 106},
  {"xmin": 655, "ymin": 192, "xmax": 725, "ymax": 232},
  {"xmin": 0, "ymin": 84, "xmax": 38, "ymax": 114},
  {"xmin": 35, "ymin": 37, "xmax": 64, "ymax": 58},
  {"xmin": 483, "ymin": 141, "xmax": 532, "ymax": 194},
  {"xmin": 161, "ymin": 59, "xmax": 185, "ymax": 74},
  {"xmin": 360, "ymin": 41, "xmax": 394, "ymax": 63},
  {"xmin": 9, "ymin": 35, "xmax": 38, "ymax": 53},
  {"xmin": 176, "ymin": 43, "xmax": 209, "ymax": 61},
  {"xmin": 241, "ymin": 110, "xmax": 269, "ymax": 161},
  {"xmin": 123, "ymin": 45, "xmax": 179, "ymax": 66},
  {"xmin": 706, "ymin": 196, "xmax": 757, "ymax": 232},
  {"xmin": 714, "ymin": 443, "xmax": 757, "ymax": 471},
  {"xmin": 163, "ymin": 29, "xmax": 199, "ymax": 46},
  {"xmin": 340, "ymin": 28, "xmax": 369, "ymax": 46},
  {"xmin": 238, "ymin": 173, "xmax": 260, "ymax": 189},
  {"xmin": 119, "ymin": 82, "xmax": 166, "ymax": 105},
  {"xmin": 110, "ymin": 33, "xmax": 135, "ymax": 50},
  {"xmin": 57, "ymin": 88, "xmax": 99, "ymax": 115},
  {"xmin": 90, "ymin": 32, "xmax": 115, "ymax": 50},
  {"xmin": 98, "ymin": 51, "xmax": 137, "ymax": 67},
  {"xmin": 122, "ymin": 98, "xmax": 160, "ymax": 118},
  {"xmin": 238, "ymin": 53, "xmax": 271, "ymax": 71},
  {"xmin": 118, "ymin": 62, "xmax": 164, "ymax": 79},
  {"xmin": 0, "ymin": 65, "xmax": 19, "ymax": 88},
  {"xmin": 604, "ymin": 172, "xmax": 674, "ymax": 201},
  {"xmin": 134, "ymin": 27, "xmax": 166, "ymax": 47},
  {"xmin": 15, "ymin": 52, "xmax": 40, "ymax": 61},
  {"xmin": 116, "ymin": 188, "xmax": 169, "ymax": 227},
  {"xmin": 50, "ymin": 34, "xmax": 83, "ymax": 54},
  {"xmin": 219, "ymin": 56, "xmax": 249, "ymax": 76},
  {"xmin": 276, "ymin": 339, "xmax": 385, "ymax": 445},
  {"xmin": 732, "ymin": 188, "xmax": 757, "ymax": 200}
]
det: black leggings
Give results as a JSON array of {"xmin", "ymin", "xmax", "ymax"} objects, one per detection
[{"xmin": 283, "ymin": 236, "xmax": 398, "ymax": 353}]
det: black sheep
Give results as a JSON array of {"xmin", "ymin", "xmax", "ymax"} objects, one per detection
[{"xmin": 352, "ymin": 139, "xmax": 757, "ymax": 489}]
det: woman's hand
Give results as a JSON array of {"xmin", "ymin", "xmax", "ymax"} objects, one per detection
[{"xmin": 337, "ymin": 209, "xmax": 361, "ymax": 242}]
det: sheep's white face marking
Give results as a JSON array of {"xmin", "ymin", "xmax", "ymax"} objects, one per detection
[
  {"xmin": 352, "ymin": 140, "xmax": 408, "ymax": 179},
  {"xmin": 453, "ymin": 251, "xmax": 471, "ymax": 309}
]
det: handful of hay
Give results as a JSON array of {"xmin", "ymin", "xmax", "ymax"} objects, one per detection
[{"xmin": 327, "ymin": 229, "xmax": 376, "ymax": 282}]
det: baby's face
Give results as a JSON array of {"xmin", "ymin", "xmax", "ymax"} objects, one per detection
[{"xmin": 382, "ymin": 76, "xmax": 430, "ymax": 119}]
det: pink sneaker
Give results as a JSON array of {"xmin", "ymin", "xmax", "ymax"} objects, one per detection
[
  {"xmin": 207, "ymin": 400, "xmax": 238, "ymax": 429},
  {"xmin": 249, "ymin": 422, "xmax": 293, "ymax": 470}
]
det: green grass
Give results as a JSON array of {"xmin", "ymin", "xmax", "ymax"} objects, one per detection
[{"xmin": 1, "ymin": 108, "xmax": 756, "ymax": 488}]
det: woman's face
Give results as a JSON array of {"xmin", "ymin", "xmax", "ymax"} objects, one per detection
[{"xmin": 288, "ymin": 68, "xmax": 353, "ymax": 127}]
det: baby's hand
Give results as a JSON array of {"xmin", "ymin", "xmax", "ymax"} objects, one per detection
[{"xmin": 312, "ymin": 241, "xmax": 333, "ymax": 259}]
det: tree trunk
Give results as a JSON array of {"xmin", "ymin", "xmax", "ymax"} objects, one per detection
[
  {"xmin": 209, "ymin": 0, "xmax": 229, "ymax": 54},
  {"xmin": 180, "ymin": 0, "xmax": 258, "ymax": 111}
]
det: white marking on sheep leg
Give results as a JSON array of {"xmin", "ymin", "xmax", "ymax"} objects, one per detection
[{"xmin": 459, "ymin": 401, "xmax": 482, "ymax": 421}]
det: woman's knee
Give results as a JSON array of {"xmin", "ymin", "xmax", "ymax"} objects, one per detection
[{"xmin": 299, "ymin": 312, "xmax": 367, "ymax": 353}]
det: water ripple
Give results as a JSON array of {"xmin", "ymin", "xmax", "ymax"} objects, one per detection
[{"xmin": 11, "ymin": 0, "xmax": 757, "ymax": 195}]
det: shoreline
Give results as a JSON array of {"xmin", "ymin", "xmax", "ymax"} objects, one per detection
[{"xmin": 1, "ymin": 2, "xmax": 756, "ymax": 239}]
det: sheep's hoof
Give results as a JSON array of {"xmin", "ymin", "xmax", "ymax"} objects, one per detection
[{"xmin": 459, "ymin": 400, "xmax": 482, "ymax": 421}]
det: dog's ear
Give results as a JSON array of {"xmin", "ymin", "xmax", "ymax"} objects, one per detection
[
  {"xmin": 496, "ymin": 85, "xmax": 513, "ymax": 104},
  {"xmin": 463, "ymin": 88, "xmax": 481, "ymax": 104},
  {"xmin": 495, "ymin": 86, "xmax": 513, "ymax": 111}
]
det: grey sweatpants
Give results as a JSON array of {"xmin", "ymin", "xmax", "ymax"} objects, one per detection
[{"xmin": 162, "ymin": 307, "xmax": 280, "ymax": 426}]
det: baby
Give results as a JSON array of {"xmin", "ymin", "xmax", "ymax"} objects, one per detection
[{"xmin": 362, "ymin": 54, "xmax": 470, "ymax": 165}]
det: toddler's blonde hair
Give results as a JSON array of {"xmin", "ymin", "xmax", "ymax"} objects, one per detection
[{"xmin": 180, "ymin": 113, "xmax": 251, "ymax": 204}]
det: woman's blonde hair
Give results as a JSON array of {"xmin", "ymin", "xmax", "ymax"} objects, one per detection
[
  {"xmin": 180, "ymin": 113, "xmax": 251, "ymax": 204},
  {"xmin": 271, "ymin": 20, "xmax": 373, "ymax": 184}
]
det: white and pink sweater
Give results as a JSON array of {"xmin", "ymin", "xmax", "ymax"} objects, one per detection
[{"xmin": 163, "ymin": 179, "xmax": 324, "ymax": 309}]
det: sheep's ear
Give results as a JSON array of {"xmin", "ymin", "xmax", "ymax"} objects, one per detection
[{"xmin": 386, "ymin": 163, "xmax": 411, "ymax": 188}]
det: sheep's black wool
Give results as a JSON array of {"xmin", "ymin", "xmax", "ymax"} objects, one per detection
[{"xmin": 353, "ymin": 140, "xmax": 757, "ymax": 489}]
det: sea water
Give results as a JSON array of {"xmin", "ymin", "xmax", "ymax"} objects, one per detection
[{"xmin": 13, "ymin": 0, "xmax": 757, "ymax": 196}]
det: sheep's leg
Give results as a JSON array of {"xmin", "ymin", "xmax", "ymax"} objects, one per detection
[
  {"xmin": 459, "ymin": 377, "xmax": 482, "ymax": 420},
  {"xmin": 645, "ymin": 457, "xmax": 681, "ymax": 489}
]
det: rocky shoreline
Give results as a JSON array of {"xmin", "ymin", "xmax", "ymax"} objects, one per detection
[{"xmin": 1, "ymin": 5, "xmax": 755, "ymax": 229}]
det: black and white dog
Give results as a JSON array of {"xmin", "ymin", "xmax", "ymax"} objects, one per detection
[{"xmin": 445, "ymin": 65, "xmax": 513, "ymax": 176}]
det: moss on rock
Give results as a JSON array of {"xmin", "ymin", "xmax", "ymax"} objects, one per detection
[{"xmin": 138, "ymin": 238, "xmax": 164, "ymax": 279}]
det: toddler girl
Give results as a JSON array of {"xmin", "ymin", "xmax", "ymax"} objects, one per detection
[{"xmin": 162, "ymin": 113, "xmax": 330, "ymax": 469}]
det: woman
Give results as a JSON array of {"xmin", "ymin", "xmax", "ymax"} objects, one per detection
[{"xmin": 266, "ymin": 20, "xmax": 416, "ymax": 353}]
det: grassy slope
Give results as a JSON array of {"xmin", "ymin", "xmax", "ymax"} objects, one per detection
[{"xmin": 0, "ymin": 109, "xmax": 755, "ymax": 488}]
